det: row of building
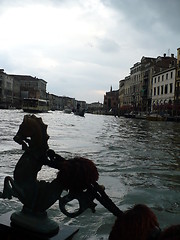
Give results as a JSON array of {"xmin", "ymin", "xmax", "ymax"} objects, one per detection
[
  {"xmin": 104, "ymin": 48, "xmax": 180, "ymax": 116},
  {"xmin": 0, "ymin": 70, "xmax": 97, "ymax": 111},
  {"xmin": 1, "ymin": 47, "xmax": 180, "ymax": 116}
]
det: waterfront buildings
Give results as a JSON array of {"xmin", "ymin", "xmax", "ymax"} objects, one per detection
[
  {"xmin": 0, "ymin": 71, "xmax": 84, "ymax": 111},
  {"xmin": 0, "ymin": 71, "xmax": 48, "ymax": 109},
  {"xmin": 118, "ymin": 49, "xmax": 179, "ymax": 116},
  {"xmin": 1, "ymin": 47, "xmax": 180, "ymax": 116}
]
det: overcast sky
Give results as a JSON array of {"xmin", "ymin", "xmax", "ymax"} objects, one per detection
[{"xmin": 0, "ymin": 0, "xmax": 179, "ymax": 103}]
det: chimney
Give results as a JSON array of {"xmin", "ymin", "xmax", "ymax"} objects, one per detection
[
  {"xmin": 163, "ymin": 53, "xmax": 166, "ymax": 57},
  {"xmin": 171, "ymin": 54, "xmax": 174, "ymax": 58}
]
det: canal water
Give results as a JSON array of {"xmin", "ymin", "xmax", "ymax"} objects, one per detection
[{"xmin": 0, "ymin": 109, "xmax": 179, "ymax": 239}]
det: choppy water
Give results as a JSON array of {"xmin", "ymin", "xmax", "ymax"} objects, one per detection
[{"xmin": 0, "ymin": 109, "xmax": 179, "ymax": 239}]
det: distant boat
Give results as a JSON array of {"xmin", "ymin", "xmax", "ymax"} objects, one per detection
[
  {"xmin": 22, "ymin": 98, "xmax": 49, "ymax": 113},
  {"xmin": 135, "ymin": 113, "xmax": 147, "ymax": 119},
  {"xmin": 73, "ymin": 108, "xmax": 85, "ymax": 117},
  {"xmin": 73, "ymin": 103, "xmax": 85, "ymax": 117},
  {"xmin": 146, "ymin": 113, "xmax": 167, "ymax": 121},
  {"xmin": 63, "ymin": 107, "xmax": 72, "ymax": 114},
  {"xmin": 124, "ymin": 112, "xmax": 136, "ymax": 118}
]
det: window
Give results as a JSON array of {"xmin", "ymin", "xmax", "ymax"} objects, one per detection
[
  {"xmin": 169, "ymin": 83, "xmax": 173, "ymax": 93},
  {"xmin": 166, "ymin": 73, "xmax": 168, "ymax": 80},
  {"xmin": 157, "ymin": 86, "xmax": 160, "ymax": 95},
  {"xmin": 158, "ymin": 76, "xmax": 160, "ymax": 82},
  {"xmin": 154, "ymin": 87, "xmax": 156, "ymax": 96},
  {"xmin": 161, "ymin": 85, "xmax": 164, "ymax": 95},
  {"xmin": 6, "ymin": 81, "xmax": 12, "ymax": 90},
  {"xmin": 165, "ymin": 84, "xmax": 168, "ymax": 94},
  {"xmin": 171, "ymin": 71, "xmax": 173, "ymax": 78},
  {"xmin": 178, "ymin": 70, "xmax": 180, "ymax": 78},
  {"xmin": 162, "ymin": 75, "xmax": 164, "ymax": 81},
  {"xmin": 154, "ymin": 77, "xmax": 156, "ymax": 83}
]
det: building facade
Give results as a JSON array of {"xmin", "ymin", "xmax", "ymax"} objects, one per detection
[
  {"xmin": 140, "ymin": 57, "xmax": 156, "ymax": 112},
  {"xmin": 9, "ymin": 75, "xmax": 48, "ymax": 108},
  {"xmin": 0, "ymin": 70, "xmax": 86, "ymax": 111},
  {"xmin": 0, "ymin": 69, "xmax": 14, "ymax": 108},
  {"xmin": 119, "ymin": 76, "xmax": 132, "ymax": 114},
  {"xmin": 119, "ymin": 79, "xmax": 125, "ymax": 114},
  {"xmin": 86, "ymin": 102, "xmax": 103, "ymax": 114},
  {"xmin": 118, "ymin": 52, "xmax": 178, "ymax": 115},
  {"xmin": 130, "ymin": 62, "xmax": 142, "ymax": 112},
  {"xmin": 174, "ymin": 48, "xmax": 180, "ymax": 115},
  {"xmin": 152, "ymin": 67, "xmax": 176, "ymax": 114},
  {"xmin": 104, "ymin": 86, "xmax": 119, "ymax": 115}
]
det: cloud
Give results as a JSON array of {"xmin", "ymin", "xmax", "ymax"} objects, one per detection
[
  {"xmin": 102, "ymin": 0, "xmax": 180, "ymax": 31},
  {"xmin": 102, "ymin": 0, "xmax": 180, "ymax": 52},
  {"xmin": 0, "ymin": 0, "xmax": 179, "ymax": 103},
  {"xmin": 95, "ymin": 37, "xmax": 120, "ymax": 53}
]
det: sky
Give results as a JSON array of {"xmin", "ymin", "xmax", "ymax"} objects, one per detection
[{"xmin": 0, "ymin": 0, "xmax": 180, "ymax": 103}]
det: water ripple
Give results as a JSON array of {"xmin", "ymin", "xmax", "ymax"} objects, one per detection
[{"xmin": 0, "ymin": 110, "xmax": 179, "ymax": 239}]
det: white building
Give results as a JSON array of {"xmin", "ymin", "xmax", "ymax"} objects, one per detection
[{"xmin": 151, "ymin": 67, "xmax": 176, "ymax": 112}]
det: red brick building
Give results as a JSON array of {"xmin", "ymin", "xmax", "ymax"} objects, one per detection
[{"xmin": 103, "ymin": 86, "xmax": 119, "ymax": 115}]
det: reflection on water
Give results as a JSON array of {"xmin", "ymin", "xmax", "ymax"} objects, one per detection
[{"xmin": 0, "ymin": 110, "xmax": 179, "ymax": 239}]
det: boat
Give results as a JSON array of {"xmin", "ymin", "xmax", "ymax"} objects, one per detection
[
  {"xmin": 73, "ymin": 103, "xmax": 85, "ymax": 117},
  {"xmin": 135, "ymin": 113, "xmax": 147, "ymax": 119},
  {"xmin": 63, "ymin": 107, "xmax": 72, "ymax": 114},
  {"xmin": 22, "ymin": 98, "xmax": 49, "ymax": 113},
  {"xmin": 146, "ymin": 113, "xmax": 167, "ymax": 121},
  {"xmin": 124, "ymin": 112, "xmax": 136, "ymax": 118},
  {"xmin": 73, "ymin": 108, "xmax": 85, "ymax": 117}
]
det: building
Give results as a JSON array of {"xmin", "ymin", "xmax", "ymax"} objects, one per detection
[
  {"xmin": 104, "ymin": 86, "xmax": 119, "ymax": 115},
  {"xmin": 119, "ymin": 76, "xmax": 132, "ymax": 114},
  {"xmin": 0, "ymin": 69, "xmax": 14, "ymax": 108},
  {"xmin": 0, "ymin": 69, "xmax": 88, "ymax": 111},
  {"xmin": 130, "ymin": 62, "xmax": 142, "ymax": 112},
  {"xmin": 152, "ymin": 67, "xmax": 176, "ymax": 114},
  {"xmin": 1, "ymin": 71, "xmax": 48, "ymax": 109},
  {"xmin": 140, "ymin": 57, "xmax": 156, "ymax": 112},
  {"xmin": 13, "ymin": 75, "xmax": 21, "ymax": 108},
  {"xmin": 12, "ymin": 75, "xmax": 47, "ymax": 100},
  {"xmin": 9, "ymin": 74, "xmax": 48, "ymax": 108},
  {"xmin": 122, "ymin": 76, "xmax": 131, "ymax": 107},
  {"xmin": 119, "ymin": 58, "xmax": 156, "ymax": 114},
  {"xmin": 48, "ymin": 93, "xmax": 63, "ymax": 110},
  {"xmin": 86, "ymin": 102, "xmax": 104, "ymax": 114},
  {"xmin": 174, "ymin": 48, "xmax": 180, "ymax": 115},
  {"xmin": 119, "ymin": 79, "xmax": 125, "ymax": 114},
  {"xmin": 75, "ymin": 100, "xmax": 86, "ymax": 110},
  {"xmin": 118, "ymin": 52, "xmax": 177, "ymax": 114}
]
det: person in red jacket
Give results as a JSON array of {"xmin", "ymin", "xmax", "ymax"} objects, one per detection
[
  {"xmin": 109, "ymin": 204, "xmax": 180, "ymax": 240},
  {"xmin": 109, "ymin": 204, "xmax": 160, "ymax": 240}
]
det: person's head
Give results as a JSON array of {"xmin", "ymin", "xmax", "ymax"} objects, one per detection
[
  {"xmin": 159, "ymin": 225, "xmax": 180, "ymax": 240},
  {"xmin": 109, "ymin": 204, "xmax": 159, "ymax": 240}
]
